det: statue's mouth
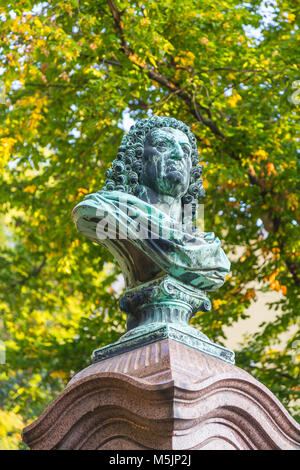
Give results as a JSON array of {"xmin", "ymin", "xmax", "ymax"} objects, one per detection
[
  {"xmin": 167, "ymin": 160, "xmax": 186, "ymax": 174},
  {"xmin": 165, "ymin": 170, "xmax": 183, "ymax": 186},
  {"xmin": 165, "ymin": 163, "xmax": 186, "ymax": 183}
]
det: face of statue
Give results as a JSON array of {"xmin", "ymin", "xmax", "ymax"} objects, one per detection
[{"xmin": 141, "ymin": 127, "xmax": 192, "ymax": 199}]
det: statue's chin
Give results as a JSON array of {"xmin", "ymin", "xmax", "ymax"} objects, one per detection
[
  {"xmin": 161, "ymin": 171, "xmax": 188, "ymax": 198},
  {"xmin": 167, "ymin": 170, "xmax": 183, "ymax": 183}
]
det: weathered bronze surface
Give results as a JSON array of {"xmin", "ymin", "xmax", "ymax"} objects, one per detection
[{"xmin": 72, "ymin": 116, "xmax": 234, "ymax": 363}]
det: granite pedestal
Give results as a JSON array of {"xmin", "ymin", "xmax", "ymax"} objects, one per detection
[{"xmin": 22, "ymin": 337, "xmax": 300, "ymax": 450}]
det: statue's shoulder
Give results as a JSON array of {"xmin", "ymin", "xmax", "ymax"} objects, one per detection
[{"xmin": 71, "ymin": 190, "xmax": 143, "ymax": 224}]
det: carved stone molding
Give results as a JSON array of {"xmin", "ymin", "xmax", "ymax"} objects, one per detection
[
  {"xmin": 93, "ymin": 322, "xmax": 235, "ymax": 365},
  {"xmin": 22, "ymin": 339, "xmax": 300, "ymax": 450},
  {"xmin": 119, "ymin": 274, "xmax": 212, "ymax": 325}
]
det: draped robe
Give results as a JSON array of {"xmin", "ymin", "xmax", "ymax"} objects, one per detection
[{"xmin": 72, "ymin": 191, "xmax": 230, "ymax": 291}]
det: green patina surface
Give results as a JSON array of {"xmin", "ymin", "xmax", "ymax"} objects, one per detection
[
  {"xmin": 72, "ymin": 116, "xmax": 234, "ymax": 364},
  {"xmin": 92, "ymin": 322, "xmax": 235, "ymax": 365}
]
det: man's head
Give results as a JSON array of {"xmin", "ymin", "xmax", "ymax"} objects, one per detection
[
  {"xmin": 103, "ymin": 116, "xmax": 205, "ymax": 203},
  {"xmin": 141, "ymin": 127, "xmax": 192, "ymax": 199}
]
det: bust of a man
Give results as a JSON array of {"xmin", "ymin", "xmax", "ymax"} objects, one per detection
[
  {"xmin": 72, "ymin": 116, "xmax": 230, "ymax": 332},
  {"xmin": 140, "ymin": 126, "xmax": 192, "ymax": 210}
]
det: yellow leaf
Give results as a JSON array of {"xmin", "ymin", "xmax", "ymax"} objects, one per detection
[
  {"xmin": 77, "ymin": 187, "xmax": 88, "ymax": 194},
  {"xmin": 281, "ymin": 285, "xmax": 287, "ymax": 295},
  {"xmin": 24, "ymin": 185, "xmax": 36, "ymax": 194},
  {"xmin": 149, "ymin": 56, "xmax": 157, "ymax": 68},
  {"xmin": 253, "ymin": 149, "xmax": 268, "ymax": 160},
  {"xmin": 50, "ymin": 370, "xmax": 67, "ymax": 379},
  {"xmin": 141, "ymin": 17, "xmax": 150, "ymax": 26},
  {"xmin": 228, "ymin": 93, "xmax": 242, "ymax": 108},
  {"xmin": 203, "ymin": 179, "xmax": 208, "ymax": 189},
  {"xmin": 213, "ymin": 299, "xmax": 223, "ymax": 309},
  {"xmin": 266, "ymin": 162, "xmax": 277, "ymax": 176}
]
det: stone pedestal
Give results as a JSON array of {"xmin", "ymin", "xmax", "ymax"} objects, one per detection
[{"xmin": 22, "ymin": 338, "xmax": 300, "ymax": 450}]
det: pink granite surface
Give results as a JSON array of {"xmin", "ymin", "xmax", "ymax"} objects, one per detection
[{"xmin": 22, "ymin": 339, "xmax": 300, "ymax": 450}]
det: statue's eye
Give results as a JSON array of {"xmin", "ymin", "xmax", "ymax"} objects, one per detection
[
  {"xmin": 182, "ymin": 144, "xmax": 191, "ymax": 156},
  {"xmin": 156, "ymin": 141, "xmax": 167, "ymax": 152}
]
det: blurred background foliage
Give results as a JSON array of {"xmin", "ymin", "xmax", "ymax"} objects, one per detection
[{"xmin": 0, "ymin": 0, "xmax": 299, "ymax": 449}]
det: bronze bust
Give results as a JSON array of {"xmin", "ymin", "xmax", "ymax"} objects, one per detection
[{"xmin": 72, "ymin": 116, "xmax": 234, "ymax": 364}]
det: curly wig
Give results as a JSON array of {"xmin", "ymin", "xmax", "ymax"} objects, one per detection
[{"xmin": 103, "ymin": 115, "xmax": 205, "ymax": 204}]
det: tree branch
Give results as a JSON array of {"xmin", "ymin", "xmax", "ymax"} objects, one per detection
[
  {"xmin": 4, "ymin": 254, "xmax": 47, "ymax": 291},
  {"xmin": 106, "ymin": 0, "xmax": 226, "ymax": 139}
]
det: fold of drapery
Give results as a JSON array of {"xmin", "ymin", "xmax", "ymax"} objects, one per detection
[{"xmin": 72, "ymin": 191, "xmax": 230, "ymax": 291}]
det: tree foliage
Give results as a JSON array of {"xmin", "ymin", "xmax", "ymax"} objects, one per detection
[{"xmin": 0, "ymin": 0, "xmax": 299, "ymax": 449}]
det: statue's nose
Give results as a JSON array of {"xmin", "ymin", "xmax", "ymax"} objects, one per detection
[{"xmin": 171, "ymin": 143, "xmax": 184, "ymax": 160}]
